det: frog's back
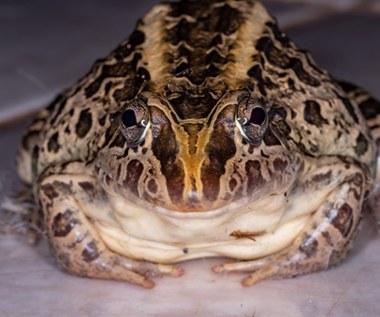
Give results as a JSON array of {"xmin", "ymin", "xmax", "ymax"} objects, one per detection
[{"xmin": 17, "ymin": 0, "xmax": 380, "ymax": 186}]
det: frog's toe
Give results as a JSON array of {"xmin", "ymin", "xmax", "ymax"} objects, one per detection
[
  {"xmin": 119, "ymin": 257, "xmax": 185, "ymax": 278},
  {"xmin": 241, "ymin": 267, "xmax": 278, "ymax": 286},
  {"xmin": 212, "ymin": 257, "xmax": 268, "ymax": 274},
  {"xmin": 212, "ymin": 258, "xmax": 277, "ymax": 286}
]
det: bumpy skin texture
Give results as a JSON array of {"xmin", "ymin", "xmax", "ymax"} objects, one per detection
[{"xmin": 16, "ymin": 0, "xmax": 380, "ymax": 288}]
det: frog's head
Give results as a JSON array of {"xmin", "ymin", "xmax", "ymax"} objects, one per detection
[{"xmin": 94, "ymin": 89, "xmax": 302, "ymax": 213}]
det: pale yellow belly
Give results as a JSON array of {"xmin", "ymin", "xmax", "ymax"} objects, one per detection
[{"xmin": 86, "ymin": 193, "xmax": 313, "ymax": 263}]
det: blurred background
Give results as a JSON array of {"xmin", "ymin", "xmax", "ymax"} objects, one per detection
[{"xmin": 1, "ymin": 1, "xmax": 380, "ymax": 316}]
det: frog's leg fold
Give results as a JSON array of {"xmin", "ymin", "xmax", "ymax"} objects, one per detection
[
  {"xmin": 213, "ymin": 164, "xmax": 366, "ymax": 286},
  {"xmin": 38, "ymin": 162, "xmax": 183, "ymax": 288}
]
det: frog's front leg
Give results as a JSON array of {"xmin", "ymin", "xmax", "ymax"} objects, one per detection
[
  {"xmin": 38, "ymin": 162, "xmax": 183, "ymax": 288},
  {"xmin": 213, "ymin": 161, "xmax": 368, "ymax": 286}
]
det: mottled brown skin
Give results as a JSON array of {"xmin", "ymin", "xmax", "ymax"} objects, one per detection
[{"xmin": 15, "ymin": 0, "xmax": 380, "ymax": 288}]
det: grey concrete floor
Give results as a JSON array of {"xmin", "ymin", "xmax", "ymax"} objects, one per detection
[{"xmin": 1, "ymin": 1, "xmax": 380, "ymax": 317}]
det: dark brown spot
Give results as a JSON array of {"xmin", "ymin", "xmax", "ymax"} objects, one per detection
[
  {"xmin": 147, "ymin": 179, "xmax": 158, "ymax": 194},
  {"xmin": 76, "ymin": 109, "xmax": 92, "ymax": 138},
  {"xmin": 82, "ymin": 240, "xmax": 100, "ymax": 263},
  {"xmin": 98, "ymin": 115, "xmax": 106, "ymax": 126},
  {"xmin": 266, "ymin": 21, "xmax": 290, "ymax": 47},
  {"xmin": 354, "ymin": 133, "xmax": 368, "ymax": 156},
  {"xmin": 247, "ymin": 64, "xmax": 268, "ymax": 96},
  {"xmin": 321, "ymin": 231, "xmax": 333, "ymax": 246},
  {"xmin": 51, "ymin": 209, "xmax": 78, "ymax": 237},
  {"xmin": 41, "ymin": 183, "xmax": 59, "ymax": 200},
  {"xmin": 273, "ymin": 158, "xmax": 287, "ymax": 172},
  {"xmin": 173, "ymin": 62, "xmax": 191, "ymax": 77},
  {"xmin": 51, "ymin": 180, "xmax": 74, "ymax": 195},
  {"xmin": 304, "ymin": 100, "xmax": 328, "ymax": 126},
  {"xmin": 214, "ymin": 4, "xmax": 242, "ymax": 35},
  {"xmin": 136, "ymin": 67, "xmax": 151, "ymax": 80},
  {"xmin": 331, "ymin": 203, "xmax": 354, "ymax": 237},
  {"xmin": 256, "ymin": 36, "xmax": 290, "ymax": 68},
  {"xmin": 299, "ymin": 234, "xmax": 319, "ymax": 257},
  {"xmin": 358, "ymin": 96, "xmax": 380, "ymax": 120},
  {"xmin": 229, "ymin": 178, "xmax": 237, "ymax": 191},
  {"xmin": 311, "ymin": 170, "xmax": 332, "ymax": 184},
  {"xmin": 123, "ymin": 159, "xmax": 144, "ymax": 197},
  {"xmin": 113, "ymin": 29, "xmax": 145, "ymax": 60},
  {"xmin": 205, "ymin": 49, "xmax": 226, "ymax": 65},
  {"xmin": 352, "ymin": 172, "xmax": 364, "ymax": 188},
  {"xmin": 341, "ymin": 97, "xmax": 359, "ymax": 124},
  {"xmin": 288, "ymin": 59, "xmax": 320, "ymax": 87},
  {"xmin": 78, "ymin": 181, "xmax": 97, "ymax": 198},
  {"xmin": 245, "ymin": 160, "xmax": 265, "ymax": 193},
  {"xmin": 47, "ymin": 132, "xmax": 60, "ymax": 153}
]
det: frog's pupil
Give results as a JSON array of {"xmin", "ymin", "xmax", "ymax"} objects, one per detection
[
  {"xmin": 122, "ymin": 109, "xmax": 137, "ymax": 128},
  {"xmin": 249, "ymin": 107, "xmax": 266, "ymax": 125}
]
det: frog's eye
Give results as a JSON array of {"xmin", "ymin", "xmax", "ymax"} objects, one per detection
[
  {"xmin": 119, "ymin": 99, "xmax": 150, "ymax": 147},
  {"xmin": 236, "ymin": 97, "xmax": 269, "ymax": 147}
]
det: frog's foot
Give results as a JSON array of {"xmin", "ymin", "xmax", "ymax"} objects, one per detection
[
  {"xmin": 52, "ymin": 246, "xmax": 184, "ymax": 289},
  {"xmin": 212, "ymin": 246, "xmax": 327, "ymax": 287},
  {"xmin": 38, "ymin": 162, "xmax": 183, "ymax": 288},
  {"xmin": 213, "ymin": 166, "xmax": 365, "ymax": 286}
]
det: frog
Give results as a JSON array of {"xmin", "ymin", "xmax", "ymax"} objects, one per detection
[{"xmin": 13, "ymin": 0, "xmax": 380, "ymax": 288}]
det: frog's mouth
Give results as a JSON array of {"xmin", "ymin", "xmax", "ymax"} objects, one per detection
[{"xmin": 93, "ymin": 148, "xmax": 303, "ymax": 214}]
